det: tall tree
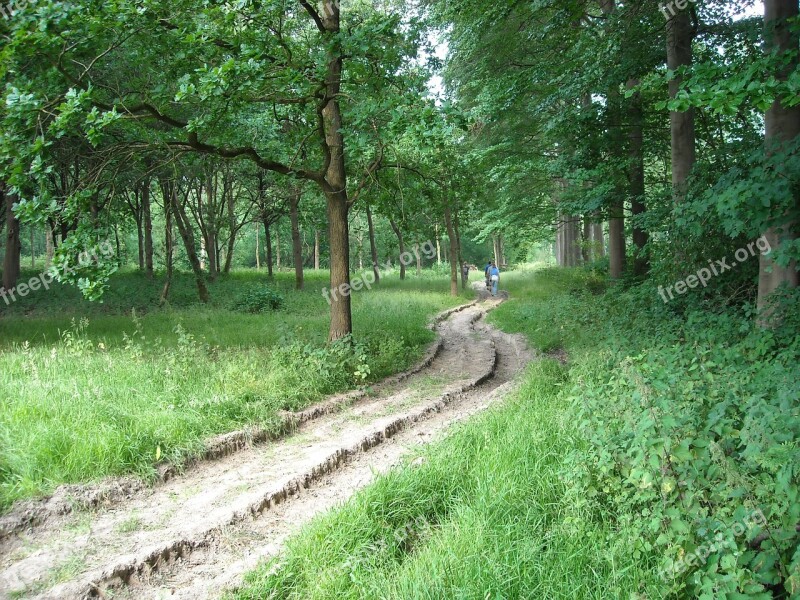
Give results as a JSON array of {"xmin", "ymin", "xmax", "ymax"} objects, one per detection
[
  {"xmin": 758, "ymin": 0, "xmax": 800, "ymax": 317},
  {"xmin": 666, "ymin": 1, "xmax": 697, "ymax": 201}
]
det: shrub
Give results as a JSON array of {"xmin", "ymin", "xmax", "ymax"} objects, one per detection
[{"xmin": 233, "ymin": 286, "xmax": 285, "ymax": 313}]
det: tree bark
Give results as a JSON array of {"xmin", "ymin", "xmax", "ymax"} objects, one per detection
[
  {"xmin": 289, "ymin": 189, "xmax": 304, "ymax": 290},
  {"xmin": 444, "ymin": 203, "xmax": 459, "ymax": 297},
  {"xmin": 582, "ymin": 217, "xmax": 591, "ymax": 263},
  {"xmin": 45, "ymin": 223, "xmax": 54, "ymax": 269},
  {"xmin": 592, "ymin": 217, "xmax": 605, "ymax": 259},
  {"xmin": 2, "ymin": 186, "xmax": 21, "ymax": 291},
  {"xmin": 264, "ymin": 219, "xmax": 274, "ymax": 278},
  {"xmin": 758, "ymin": 0, "xmax": 800, "ymax": 319},
  {"xmin": 366, "ymin": 203, "xmax": 380, "ymax": 284},
  {"xmin": 223, "ymin": 184, "xmax": 237, "ymax": 275},
  {"xmin": 389, "ymin": 218, "xmax": 406, "ymax": 280},
  {"xmin": 255, "ymin": 222, "xmax": 260, "ymax": 270},
  {"xmin": 628, "ymin": 79, "xmax": 649, "ymax": 276},
  {"xmin": 142, "ymin": 180, "xmax": 154, "ymax": 278},
  {"xmin": 314, "ymin": 229, "xmax": 320, "ymax": 270},
  {"xmin": 666, "ymin": 3, "xmax": 696, "ymax": 201},
  {"xmin": 171, "ymin": 186, "xmax": 210, "ymax": 303},
  {"xmin": 160, "ymin": 181, "xmax": 175, "ymax": 305},
  {"xmin": 276, "ymin": 227, "xmax": 281, "ymax": 271}
]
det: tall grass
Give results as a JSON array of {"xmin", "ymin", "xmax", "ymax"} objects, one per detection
[
  {"xmin": 229, "ymin": 268, "xmax": 666, "ymax": 600},
  {"xmin": 0, "ymin": 269, "xmax": 468, "ymax": 511},
  {"xmin": 231, "ymin": 267, "xmax": 800, "ymax": 599}
]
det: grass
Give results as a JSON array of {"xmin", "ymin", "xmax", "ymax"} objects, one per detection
[
  {"xmin": 0, "ymin": 268, "xmax": 471, "ymax": 511},
  {"xmin": 230, "ymin": 265, "xmax": 800, "ymax": 599},
  {"xmin": 228, "ymin": 267, "xmax": 666, "ymax": 600}
]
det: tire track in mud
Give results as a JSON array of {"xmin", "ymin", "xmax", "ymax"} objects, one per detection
[{"xmin": 0, "ymin": 291, "xmax": 532, "ymax": 600}]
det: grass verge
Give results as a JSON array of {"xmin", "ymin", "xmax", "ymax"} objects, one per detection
[{"xmin": 0, "ymin": 269, "xmax": 470, "ymax": 511}]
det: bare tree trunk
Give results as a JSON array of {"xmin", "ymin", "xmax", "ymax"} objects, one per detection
[
  {"xmin": 276, "ymin": 227, "xmax": 281, "ymax": 271},
  {"xmin": 255, "ymin": 222, "xmax": 260, "ymax": 270},
  {"xmin": 314, "ymin": 229, "xmax": 320, "ymax": 270},
  {"xmin": 389, "ymin": 218, "xmax": 406, "ymax": 280},
  {"xmin": 135, "ymin": 197, "xmax": 144, "ymax": 271},
  {"xmin": 592, "ymin": 218, "xmax": 605, "ymax": 258},
  {"xmin": 758, "ymin": 0, "xmax": 800, "ymax": 321},
  {"xmin": 582, "ymin": 218, "xmax": 591, "ymax": 263},
  {"xmin": 435, "ymin": 225, "xmax": 442, "ymax": 266},
  {"xmin": 45, "ymin": 223, "xmax": 54, "ymax": 269},
  {"xmin": 444, "ymin": 203, "xmax": 459, "ymax": 297},
  {"xmin": 264, "ymin": 219, "xmax": 274, "ymax": 278},
  {"xmin": 142, "ymin": 181, "xmax": 154, "ymax": 279},
  {"xmin": 366, "ymin": 203, "xmax": 380, "ymax": 284},
  {"xmin": 171, "ymin": 186, "xmax": 210, "ymax": 303},
  {"xmin": 628, "ymin": 79, "xmax": 649, "ymax": 276},
  {"xmin": 223, "ymin": 187, "xmax": 237, "ymax": 275},
  {"xmin": 160, "ymin": 182, "xmax": 174, "ymax": 305},
  {"xmin": 289, "ymin": 189, "xmax": 304, "ymax": 290},
  {"xmin": 666, "ymin": 3, "xmax": 696, "ymax": 201},
  {"xmin": 2, "ymin": 186, "xmax": 21, "ymax": 291}
]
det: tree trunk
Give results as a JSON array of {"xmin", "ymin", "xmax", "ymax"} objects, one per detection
[
  {"xmin": 142, "ymin": 181, "xmax": 154, "ymax": 279},
  {"xmin": 416, "ymin": 241, "xmax": 422, "ymax": 276},
  {"xmin": 592, "ymin": 217, "xmax": 605, "ymax": 258},
  {"xmin": 666, "ymin": 3, "xmax": 696, "ymax": 201},
  {"xmin": 389, "ymin": 218, "xmax": 406, "ymax": 280},
  {"xmin": 276, "ymin": 227, "xmax": 281, "ymax": 270},
  {"xmin": 758, "ymin": 0, "xmax": 800, "ymax": 319},
  {"xmin": 628, "ymin": 79, "xmax": 649, "ymax": 276},
  {"xmin": 314, "ymin": 229, "xmax": 321, "ymax": 270},
  {"xmin": 171, "ymin": 187, "xmax": 210, "ymax": 303},
  {"xmin": 255, "ymin": 222, "xmax": 260, "ymax": 270},
  {"xmin": 45, "ymin": 223, "xmax": 54, "ymax": 269},
  {"xmin": 366, "ymin": 203, "xmax": 380, "ymax": 284},
  {"xmin": 582, "ymin": 218, "xmax": 591, "ymax": 263},
  {"xmin": 444, "ymin": 203, "xmax": 459, "ymax": 297},
  {"xmin": 289, "ymin": 189, "xmax": 304, "ymax": 290},
  {"xmin": 600, "ymin": 0, "xmax": 626, "ymax": 279},
  {"xmin": 223, "ymin": 187, "xmax": 237, "ymax": 275},
  {"xmin": 160, "ymin": 183, "xmax": 174, "ymax": 305},
  {"xmin": 264, "ymin": 219, "xmax": 274, "ymax": 278},
  {"xmin": 135, "ymin": 202, "xmax": 144, "ymax": 271},
  {"xmin": 435, "ymin": 225, "xmax": 442, "ymax": 266},
  {"xmin": 2, "ymin": 186, "xmax": 21, "ymax": 291}
]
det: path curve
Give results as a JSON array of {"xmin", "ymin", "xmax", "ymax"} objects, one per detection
[{"xmin": 0, "ymin": 292, "xmax": 531, "ymax": 600}]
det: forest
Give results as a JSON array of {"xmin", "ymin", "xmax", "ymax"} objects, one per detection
[{"xmin": 0, "ymin": 0, "xmax": 798, "ymax": 598}]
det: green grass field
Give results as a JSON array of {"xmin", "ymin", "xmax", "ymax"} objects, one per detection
[
  {"xmin": 230, "ymin": 266, "xmax": 800, "ymax": 599},
  {"xmin": 0, "ymin": 268, "xmax": 470, "ymax": 511}
]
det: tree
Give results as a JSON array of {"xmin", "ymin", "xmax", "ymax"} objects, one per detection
[{"xmin": 757, "ymin": 0, "xmax": 800, "ymax": 318}]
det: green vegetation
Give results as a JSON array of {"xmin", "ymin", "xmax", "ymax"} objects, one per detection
[
  {"xmin": 0, "ymin": 270, "xmax": 468, "ymax": 511},
  {"xmin": 231, "ymin": 268, "xmax": 800, "ymax": 599}
]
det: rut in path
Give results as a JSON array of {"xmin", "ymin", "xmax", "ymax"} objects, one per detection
[{"xmin": 0, "ymin": 295, "xmax": 532, "ymax": 600}]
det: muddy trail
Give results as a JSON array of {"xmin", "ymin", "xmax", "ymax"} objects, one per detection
[{"xmin": 0, "ymin": 290, "xmax": 532, "ymax": 600}]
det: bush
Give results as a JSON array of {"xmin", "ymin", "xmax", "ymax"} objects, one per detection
[{"xmin": 233, "ymin": 286, "xmax": 285, "ymax": 313}]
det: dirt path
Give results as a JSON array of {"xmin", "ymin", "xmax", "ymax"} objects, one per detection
[{"xmin": 0, "ymin": 292, "xmax": 532, "ymax": 600}]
